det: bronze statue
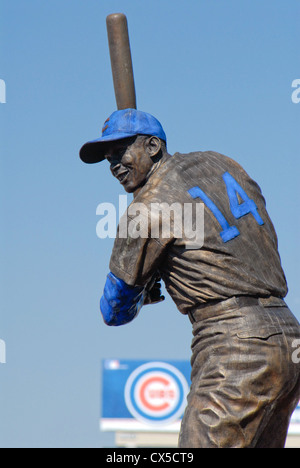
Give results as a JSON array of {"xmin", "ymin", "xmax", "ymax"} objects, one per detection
[{"xmin": 79, "ymin": 13, "xmax": 300, "ymax": 447}]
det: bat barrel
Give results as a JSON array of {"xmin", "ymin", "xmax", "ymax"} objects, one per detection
[{"xmin": 106, "ymin": 13, "xmax": 137, "ymax": 110}]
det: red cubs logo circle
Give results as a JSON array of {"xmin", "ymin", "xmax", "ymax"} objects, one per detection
[{"xmin": 124, "ymin": 362, "xmax": 189, "ymax": 425}]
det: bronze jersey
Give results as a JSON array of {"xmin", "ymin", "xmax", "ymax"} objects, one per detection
[{"xmin": 109, "ymin": 151, "xmax": 288, "ymax": 314}]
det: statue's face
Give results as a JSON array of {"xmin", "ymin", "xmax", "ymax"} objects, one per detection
[{"xmin": 105, "ymin": 136, "xmax": 156, "ymax": 193}]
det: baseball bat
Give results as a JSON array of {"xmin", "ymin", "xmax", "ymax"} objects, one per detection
[{"xmin": 106, "ymin": 13, "xmax": 137, "ymax": 110}]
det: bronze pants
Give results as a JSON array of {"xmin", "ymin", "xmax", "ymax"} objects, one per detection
[{"xmin": 179, "ymin": 296, "xmax": 300, "ymax": 448}]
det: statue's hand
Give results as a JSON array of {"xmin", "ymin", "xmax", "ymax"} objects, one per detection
[{"xmin": 144, "ymin": 275, "xmax": 165, "ymax": 305}]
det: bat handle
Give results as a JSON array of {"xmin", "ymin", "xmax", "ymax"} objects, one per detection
[{"xmin": 106, "ymin": 13, "xmax": 137, "ymax": 110}]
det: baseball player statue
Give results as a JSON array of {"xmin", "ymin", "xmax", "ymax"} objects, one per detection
[{"xmin": 80, "ymin": 108, "xmax": 300, "ymax": 448}]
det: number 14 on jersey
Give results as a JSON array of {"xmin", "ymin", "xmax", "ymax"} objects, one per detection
[{"xmin": 188, "ymin": 172, "xmax": 264, "ymax": 243}]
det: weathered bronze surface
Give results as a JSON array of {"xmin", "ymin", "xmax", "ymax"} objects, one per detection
[
  {"xmin": 106, "ymin": 13, "xmax": 136, "ymax": 110},
  {"xmin": 179, "ymin": 297, "xmax": 300, "ymax": 448},
  {"xmin": 104, "ymin": 135, "xmax": 300, "ymax": 447}
]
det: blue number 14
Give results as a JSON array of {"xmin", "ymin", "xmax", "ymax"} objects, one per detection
[{"xmin": 188, "ymin": 172, "xmax": 264, "ymax": 243}]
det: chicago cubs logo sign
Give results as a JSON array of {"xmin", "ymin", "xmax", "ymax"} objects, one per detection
[{"xmin": 124, "ymin": 362, "xmax": 189, "ymax": 425}]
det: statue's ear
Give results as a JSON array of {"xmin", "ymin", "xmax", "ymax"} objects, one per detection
[{"xmin": 144, "ymin": 136, "xmax": 162, "ymax": 159}]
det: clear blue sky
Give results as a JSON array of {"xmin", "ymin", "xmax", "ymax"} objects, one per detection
[{"xmin": 0, "ymin": 0, "xmax": 299, "ymax": 448}]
